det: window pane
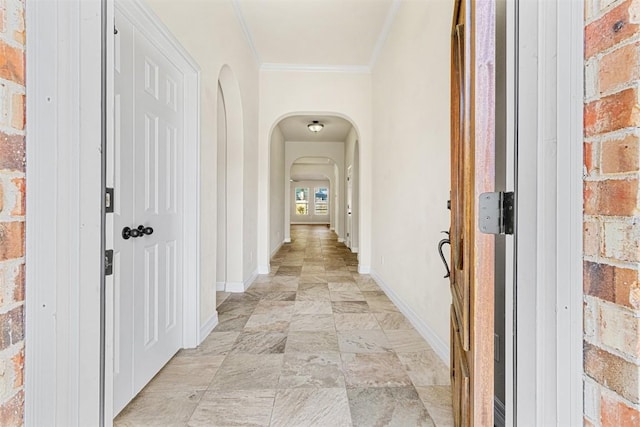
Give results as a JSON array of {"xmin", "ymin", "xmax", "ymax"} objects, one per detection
[
  {"xmin": 314, "ymin": 187, "xmax": 328, "ymax": 215},
  {"xmin": 295, "ymin": 187, "xmax": 309, "ymax": 215}
]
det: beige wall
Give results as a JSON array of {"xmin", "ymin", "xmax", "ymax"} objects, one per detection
[
  {"xmin": 371, "ymin": 0, "xmax": 453, "ymax": 355},
  {"xmin": 258, "ymin": 70, "xmax": 372, "ymax": 272},
  {"xmin": 269, "ymin": 125, "xmax": 285, "ymax": 256},
  {"xmin": 146, "ymin": 0, "xmax": 260, "ymax": 326}
]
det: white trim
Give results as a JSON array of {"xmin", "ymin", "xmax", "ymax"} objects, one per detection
[
  {"xmin": 368, "ymin": 0, "xmax": 401, "ymax": 70},
  {"xmin": 337, "ymin": 237, "xmax": 345, "ymax": 243},
  {"xmin": 25, "ymin": 1, "xmax": 103, "ymax": 425},
  {"xmin": 226, "ymin": 270, "xmax": 258, "ymax": 293},
  {"xmin": 370, "ymin": 271, "xmax": 449, "ymax": 364},
  {"xmin": 290, "ymin": 222, "xmax": 331, "ymax": 225},
  {"xmin": 357, "ymin": 265, "xmax": 370, "ymax": 274},
  {"xmin": 230, "ymin": 0, "xmax": 261, "ymax": 65},
  {"xmin": 514, "ymin": 0, "xmax": 584, "ymax": 424},
  {"xmin": 261, "ymin": 63, "xmax": 371, "ymax": 74},
  {"xmin": 199, "ymin": 312, "xmax": 219, "ymax": 342},
  {"xmin": 216, "ymin": 282, "xmax": 226, "ymax": 292},
  {"xmin": 557, "ymin": 0, "xmax": 585, "ymax": 424},
  {"xmin": 258, "ymin": 265, "xmax": 271, "ymax": 275},
  {"xmin": 284, "ymin": 238, "xmax": 292, "ymax": 243},
  {"xmin": 350, "ymin": 247, "xmax": 359, "ymax": 254}
]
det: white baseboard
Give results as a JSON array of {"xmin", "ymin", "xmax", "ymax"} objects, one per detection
[
  {"xmin": 291, "ymin": 222, "xmax": 330, "ymax": 226},
  {"xmin": 330, "ymin": 227, "xmax": 335, "ymax": 231},
  {"xmin": 258, "ymin": 264, "xmax": 270, "ymax": 274},
  {"xmin": 244, "ymin": 270, "xmax": 258, "ymax": 289},
  {"xmin": 358, "ymin": 265, "xmax": 370, "ymax": 274},
  {"xmin": 199, "ymin": 311, "xmax": 219, "ymax": 343},
  {"xmin": 350, "ymin": 247, "xmax": 359, "ymax": 254},
  {"xmin": 216, "ymin": 281, "xmax": 225, "ymax": 291},
  {"xmin": 226, "ymin": 270, "xmax": 258, "ymax": 293},
  {"xmin": 370, "ymin": 270, "xmax": 450, "ymax": 365},
  {"xmin": 270, "ymin": 240, "xmax": 285, "ymax": 258},
  {"xmin": 225, "ymin": 282, "xmax": 245, "ymax": 292},
  {"xmin": 284, "ymin": 238, "xmax": 291, "ymax": 243},
  {"xmin": 338, "ymin": 237, "xmax": 345, "ymax": 243}
]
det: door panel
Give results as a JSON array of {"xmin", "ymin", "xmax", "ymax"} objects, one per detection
[
  {"xmin": 449, "ymin": 0, "xmax": 496, "ymax": 425},
  {"xmin": 113, "ymin": 6, "xmax": 184, "ymax": 414}
]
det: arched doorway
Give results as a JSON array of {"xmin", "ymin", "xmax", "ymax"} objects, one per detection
[{"xmin": 266, "ymin": 114, "xmax": 360, "ymax": 268}]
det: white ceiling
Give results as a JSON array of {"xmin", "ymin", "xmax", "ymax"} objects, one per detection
[
  {"xmin": 278, "ymin": 114, "xmax": 352, "ymax": 142},
  {"xmin": 234, "ymin": 0, "xmax": 400, "ymax": 71}
]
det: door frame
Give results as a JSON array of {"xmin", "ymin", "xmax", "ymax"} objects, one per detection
[
  {"xmin": 506, "ymin": 0, "xmax": 584, "ymax": 425},
  {"xmin": 107, "ymin": 0, "xmax": 201, "ymax": 419},
  {"xmin": 25, "ymin": 0, "xmax": 202, "ymax": 424}
]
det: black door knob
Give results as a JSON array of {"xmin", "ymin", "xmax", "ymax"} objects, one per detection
[
  {"xmin": 122, "ymin": 226, "xmax": 141, "ymax": 240},
  {"xmin": 137, "ymin": 225, "xmax": 154, "ymax": 236}
]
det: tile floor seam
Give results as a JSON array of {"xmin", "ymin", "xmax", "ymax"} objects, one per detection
[{"xmin": 115, "ymin": 225, "xmax": 452, "ymax": 426}]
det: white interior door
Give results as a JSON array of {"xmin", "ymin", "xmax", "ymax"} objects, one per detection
[{"xmin": 113, "ymin": 8, "xmax": 184, "ymax": 415}]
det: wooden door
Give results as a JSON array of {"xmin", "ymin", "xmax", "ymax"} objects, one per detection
[{"xmin": 449, "ymin": 0, "xmax": 496, "ymax": 425}]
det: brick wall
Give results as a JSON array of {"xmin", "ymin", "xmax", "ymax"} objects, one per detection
[
  {"xmin": 584, "ymin": 0, "xmax": 640, "ymax": 425},
  {"xmin": 0, "ymin": 0, "xmax": 24, "ymax": 425}
]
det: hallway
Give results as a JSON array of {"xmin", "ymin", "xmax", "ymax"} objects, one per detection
[{"xmin": 114, "ymin": 225, "xmax": 453, "ymax": 426}]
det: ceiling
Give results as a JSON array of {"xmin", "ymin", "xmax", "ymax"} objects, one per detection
[
  {"xmin": 291, "ymin": 157, "xmax": 335, "ymax": 181},
  {"xmin": 278, "ymin": 115, "xmax": 352, "ymax": 142},
  {"xmin": 233, "ymin": 0, "xmax": 400, "ymax": 71}
]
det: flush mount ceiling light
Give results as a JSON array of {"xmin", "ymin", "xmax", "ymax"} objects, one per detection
[{"xmin": 307, "ymin": 120, "xmax": 324, "ymax": 133}]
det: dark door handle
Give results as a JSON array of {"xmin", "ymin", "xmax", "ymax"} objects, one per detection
[
  {"xmin": 137, "ymin": 225, "xmax": 154, "ymax": 236},
  {"xmin": 438, "ymin": 231, "xmax": 451, "ymax": 279},
  {"xmin": 122, "ymin": 226, "xmax": 140, "ymax": 240},
  {"xmin": 122, "ymin": 225, "xmax": 154, "ymax": 240}
]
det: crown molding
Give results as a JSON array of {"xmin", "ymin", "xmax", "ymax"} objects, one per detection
[
  {"xmin": 368, "ymin": 0, "xmax": 401, "ymax": 70},
  {"xmin": 261, "ymin": 63, "xmax": 371, "ymax": 73},
  {"xmin": 231, "ymin": 0, "xmax": 261, "ymax": 65},
  {"xmin": 232, "ymin": 0, "xmax": 400, "ymax": 73}
]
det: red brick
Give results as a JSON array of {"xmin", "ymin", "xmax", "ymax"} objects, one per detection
[
  {"xmin": 10, "ymin": 92, "xmax": 23, "ymax": 131},
  {"xmin": 12, "ymin": 263, "xmax": 24, "ymax": 303},
  {"xmin": 0, "ymin": 132, "xmax": 25, "ymax": 172},
  {"xmin": 601, "ymin": 393, "xmax": 640, "ymax": 426},
  {"xmin": 0, "ymin": 39, "xmax": 23, "ymax": 85},
  {"xmin": 603, "ymin": 221, "xmax": 640, "ymax": 262},
  {"xmin": 585, "ymin": 0, "xmax": 640, "ymax": 59},
  {"xmin": 584, "ymin": 417, "xmax": 596, "ymax": 427},
  {"xmin": 11, "ymin": 346, "xmax": 23, "ymax": 388},
  {"xmin": 9, "ymin": 177, "xmax": 24, "ymax": 216},
  {"xmin": 0, "ymin": 305, "xmax": 23, "ymax": 351},
  {"xmin": 585, "ymin": 142, "xmax": 595, "ymax": 175},
  {"xmin": 584, "ymin": 261, "xmax": 638, "ymax": 307},
  {"xmin": 584, "ymin": 341, "xmax": 640, "ymax": 403},
  {"xmin": 583, "ymin": 178, "xmax": 638, "ymax": 216},
  {"xmin": 584, "ymin": 88, "xmax": 640, "ymax": 137},
  {"xmin": 601, "ymin": 134, "xmax": 640, "ymax": 174},
  {"xmin": 599, "ymin": 42, "xmax": 640, "ymax": 94},
  {"xmin": 0, "ymin": 390, "xmax": 24, "ymax": 427},
  {"xmin": 0, "ymin": 221, "xmax": 24, "ymax": 261}
]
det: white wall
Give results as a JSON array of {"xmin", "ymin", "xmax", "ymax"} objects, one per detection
[
  {"xmin": 371, "ymin": 0, "xmax": 453, "ymax": 353},
  {"xmin": 284, "ymin": 141, "xmax": 345, "ymax": 241},
  {"xmin": 258, "ymin": 70, "xmax": 372, "ymax": 274},
  {"xmin": 269, "ymin": 125, "xmax": 285, "ymax": 256},
  {"xmin": 146, "ymin": 0, "xmax": 259, "ymax": 325}
]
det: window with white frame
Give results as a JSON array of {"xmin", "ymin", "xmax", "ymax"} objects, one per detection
[
  {"xmin": 314, "ymin": 187, "xmax": 329, "ymax": 215},
  {"xmin": 295, "ymin": 187, "xmax": 309, "ymax": 215}
]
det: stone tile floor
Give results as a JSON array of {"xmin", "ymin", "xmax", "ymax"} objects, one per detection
[{"xmin": 115, "ymin": 225, "xmax": 453, "ymax": 426}]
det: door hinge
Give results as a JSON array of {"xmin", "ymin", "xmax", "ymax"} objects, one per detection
[
  {"xmin": 105, "ymin": 249, "xmax": 114, "ymax": 276},
  {"xmin": 478, "ymin": 191, "xmax": 514, "ymax": 235},
  {"xmin": 106, "ymin": 187, "xmax": 114, "ymax": 213}
]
